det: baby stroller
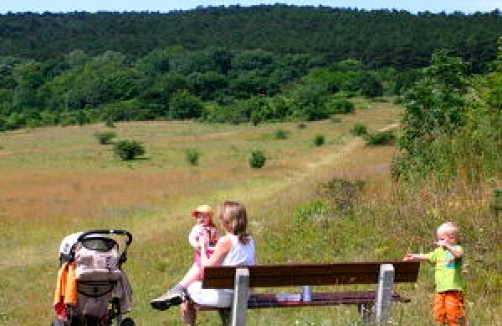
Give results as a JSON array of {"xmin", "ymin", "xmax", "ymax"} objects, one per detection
[{"xmin": 52, "ymin": 230, "xmax": 135, "ymax": 326}]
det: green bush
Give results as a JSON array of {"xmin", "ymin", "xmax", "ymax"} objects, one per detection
[
  {"xmin": 394, "ymin": 50, "xmax": 470, "ymax": 182},
  {"xmin": 185, "ymin": 148, "xmax": 201, "ymax": 166},
  {"xmin": 94, "ymin": 131, "xmax": 117, "ymax": 144},
  {"xmin": 294, "ymin": 199, "xmax": 329, "ymax": 226},
  {"xmin": 249, "ymin": 150, "xmax": 266, "ymax": 168},
  {"xmin": 274, "ymin": 129, "xmax": 289, "ymax": 139},
  {"xmin": 168, "ymin": 90, "xmax": 204, "ymax": 120},
  {"xmin": 105, "ymin": 119, "xmax": 116, "ymax": 128},
  {"xmin": 113, "ymin": 139, "xmax": 145, "ymax": 160},
  {"xmin": 330, "ymin": 116, "xmax": 342, "ymax": 123},
  {"xmin": 328, "ymin": 97, "xmax": 355, "ymax": 114},
  {"xmin": 363, "ymin": 130, "xmax": 396, "ymax": 146},
  {"xmin": 350, "ymin": 123, "xmax": 368, "ymax": 136},
  {"xmin": 313, "ymin": 134, "xmax": 325, "ymax": 147}
]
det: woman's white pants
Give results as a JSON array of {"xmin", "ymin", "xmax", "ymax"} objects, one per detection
[{"xmin": 187, "ymin": 281, "xmax": 233, "ymax": 307}]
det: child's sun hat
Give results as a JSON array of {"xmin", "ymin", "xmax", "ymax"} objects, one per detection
[{"xmin": 191, "ymin": 204, "xmax": 214, "ymax": 218}]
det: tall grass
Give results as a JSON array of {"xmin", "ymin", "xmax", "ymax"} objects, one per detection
[{"xmin": 0, "ymin": 101, "xmax": 499, "ymax": 325}]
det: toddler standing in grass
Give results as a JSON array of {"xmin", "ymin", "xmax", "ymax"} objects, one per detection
[{"xmin": 403, "ymin": 222, "xmax": 467, "ymax": 326}]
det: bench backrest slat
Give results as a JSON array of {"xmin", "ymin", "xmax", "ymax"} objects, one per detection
[{"xmin": 202, "ymin": 262, "xmax": 419, "ymax": 289}]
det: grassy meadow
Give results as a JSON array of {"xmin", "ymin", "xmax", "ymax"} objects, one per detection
[{"xmin": 0, "ymin": 99, "xmax": 500, "ymax": 325}]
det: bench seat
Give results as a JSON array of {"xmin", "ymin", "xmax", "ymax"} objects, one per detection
[
  {"xmin": 195, "ymin": 262, "xmax": 420, "ymax": 325},
  {"xmin": 197, "ymin": 290, "xmax": 410, "ymax": 310}
]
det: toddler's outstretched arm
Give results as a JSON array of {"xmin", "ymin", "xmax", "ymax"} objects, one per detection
[{"xmin": 403, "ymin": 253, "xmax": 428, "ymax": 262}]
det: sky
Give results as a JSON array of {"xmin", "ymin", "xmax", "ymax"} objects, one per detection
[{"xmin": 0, "ymin": 0, "xmax": 500, "ymax": 15}]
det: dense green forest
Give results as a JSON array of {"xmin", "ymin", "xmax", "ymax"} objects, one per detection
[
  {"xmin": 0, "ymin": 5, "xmax": 500, "ymax": 134},
  {"xmin": 1, "ymin": 5, "xmax": 501, "ymax": 70}
]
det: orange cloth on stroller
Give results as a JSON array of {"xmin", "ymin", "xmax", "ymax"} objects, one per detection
[{"xmin": 53, "ymin": 262, "xmax": 77, "ymax": 318}]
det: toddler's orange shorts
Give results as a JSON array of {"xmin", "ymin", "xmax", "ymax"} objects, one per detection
[{"xmin": 433, "ymin": 290, "xmax": 466, "ymax": 326}]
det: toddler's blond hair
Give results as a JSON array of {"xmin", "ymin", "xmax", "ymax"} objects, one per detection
[{"xmin": 437, "ymin": 221, "xmax": 459, "ymax": 236}]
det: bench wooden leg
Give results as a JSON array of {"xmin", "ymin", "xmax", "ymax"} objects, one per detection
[
  {"xmin": 358, "ymin": 264, "xmax": 395, "ymax": 324},
  {"xmin": 375, "ymin": 263, "xmax": 395, "ymax": 324},
  {"xmin": 230, "ymin": 268, "xmax": 250, "ymax": 326}
]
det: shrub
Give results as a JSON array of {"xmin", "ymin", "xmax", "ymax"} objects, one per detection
[
  {"xmin": 330, "ymin": 116, "xmax": 342, "ymax": 123},
  {"xmin": 320, "ymin": 177, "xmax": 365, "ymax": 214},
  {"xmin": 294, "ymin": 199, "xmax": 329, "ymax": 226},
  {"xmin": 328, "ymin": 97, "xmax": 355, "ymax": 114},
  {"xmin": 168, "ymin": 90, "xmax": 204, "ymax": 120},
  {"xmin": 395, "ymin": 50, "xmax": 470, "ymax": 182},
  {"xmin": 105, "ymin": 119, "xmax": 116, "ymax": 128},
  {"xmin": 94, "ymin": 131, "xmax": 117, "ymax": 145},
  {"xmin": 113, "ymin": 139, "xmax": 145, "ymax": 160},
  {"xmin": 289, "ymin": 83, "xmax": 331, "ymax": 121},
  {"xmin": 363, "ymin": 130, "xmax": 396, "ymax": 146},
  {"xmin": 350, "ymin": 123, "xmax": 368, "ymax": 136},
  {"xmin": 313, "ymin": 134, "xmax": 325, "ymax": 147},
  {"xmin": 185, "ymin": 148, "xmax": 200, "ymax": 166},
  {"xmin": 274, "ymin": 129, "xmax": 289, "ymax": 139},
  {"xmin": 249, "ymin": 150, "xmax": 266, "ymax": 168}
]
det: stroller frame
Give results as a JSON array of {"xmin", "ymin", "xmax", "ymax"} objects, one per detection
[{"xmin": 52, "ymin": 229, "xmax": 135, "ymax": 326}]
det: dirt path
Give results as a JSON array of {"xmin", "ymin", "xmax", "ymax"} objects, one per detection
[
  {"xmin": 1, "ymin": 123, "xmax": 400, "ymax": 270},
  {"xmin": 306, "ymin": 123, "xmax": 399, "ymax": 170}
]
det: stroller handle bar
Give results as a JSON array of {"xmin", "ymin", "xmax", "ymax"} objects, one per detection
[{"xmin": 77, "ymin": 229, "xmax": 133, "ymax": 247}]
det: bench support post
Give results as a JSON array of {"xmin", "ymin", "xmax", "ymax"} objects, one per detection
[
  {"xmin": 375, "ymin": 263, "xmax": 395, "ymax": 324},
  {"xmin": 229, "ymin": 268, "xmax": 250, "ymax": 326}
]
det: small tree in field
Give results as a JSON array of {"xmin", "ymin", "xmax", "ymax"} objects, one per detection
[
  {"xmin": 94, "ymin": 131, "xmax": 117, "ymax": 144},
  {"xmin": 185, "ymin": 148, "xmax": 201, "ymax": 166},
  {"xmin": 363, "ymin": 130, "xmax": 396, "ymax": 146},
  {"xmin": 350, "ymin": 123, "xmax": 368, "ymax": 136},
  {"xmin": 105, "ymin": 118, "xmax": 116, "ymax": 128},
  {"xmin": 249, "ymin": 150, "xmax": 266, "ymax": 168},
  {"xmin": 394, "ymin": 50, "xmax": 469, "ymax": 181},
  {"xmin": 313, "ymin": 134, "xmax": 325, "ymax": 147},
  {"xmin": 274, "ymin": 129, "xmax": 289, "ymax": 140},
  {"xmin": 114, "ymin": 140, "xmax": 145, "ymax": 160}
]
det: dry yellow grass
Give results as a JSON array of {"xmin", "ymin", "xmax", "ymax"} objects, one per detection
[{"xmin": 2, "ymin": 101, "xmax": 498, "ymax": 325}]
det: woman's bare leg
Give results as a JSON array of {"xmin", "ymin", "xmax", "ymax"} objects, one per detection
[{"xmin": 179, "ymin": 263, "xmax": 202, "ymax": 288}]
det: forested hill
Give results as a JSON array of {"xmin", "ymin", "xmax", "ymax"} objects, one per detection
[{"xmin": 1, "ymin": 5, "xmax": 501, "ymax": 72}]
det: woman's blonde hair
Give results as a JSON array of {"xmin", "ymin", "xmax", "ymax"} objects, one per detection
[{"xmin": 218, "ymin": 200, "xmax": 251, "ymax": 244}]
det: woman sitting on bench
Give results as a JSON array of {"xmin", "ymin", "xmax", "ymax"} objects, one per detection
[{"xmin": 151, "ymin": 200, "xmax": 256, "ymax": 324}]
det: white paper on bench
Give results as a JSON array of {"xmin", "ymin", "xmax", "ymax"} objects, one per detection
[{"xmin": 275, "ymin": 293, "xmax": 301, "ymax": 302}]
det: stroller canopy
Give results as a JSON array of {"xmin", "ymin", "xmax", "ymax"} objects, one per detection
[{"xmin": 59, "ymin": 232, "xmax": 84, "ymax": 259}]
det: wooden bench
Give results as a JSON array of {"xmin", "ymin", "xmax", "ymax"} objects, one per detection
[{"xmin": 196, "ymin": 261, "xmax": 420, "ymax": 326}]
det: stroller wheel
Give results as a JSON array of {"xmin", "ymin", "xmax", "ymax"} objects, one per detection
[{"xmin": 120, "ymin": 317, "xmax": 135, "ymax": 326}]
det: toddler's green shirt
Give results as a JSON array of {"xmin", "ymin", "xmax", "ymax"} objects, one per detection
[{"xmin": 428, "ymin": 245, "xmax": 464, "ymax": 293}]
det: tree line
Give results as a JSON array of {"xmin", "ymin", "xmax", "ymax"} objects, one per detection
[
  {"xmin": 0, "ymin": 45, "xmax": 405, "ymax": 130},
  {"xmin": 0, "ymin": 5, "xmax": 501, "ymax": 71}
]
